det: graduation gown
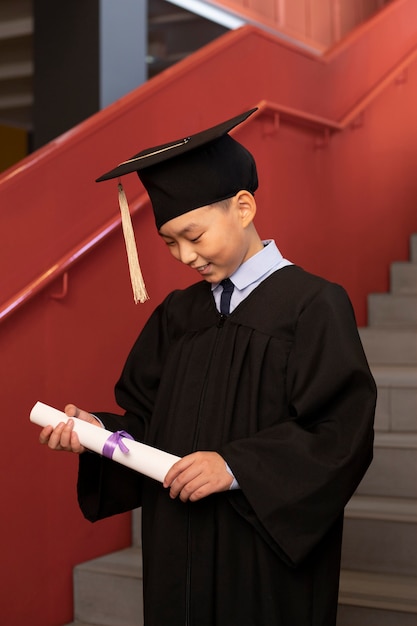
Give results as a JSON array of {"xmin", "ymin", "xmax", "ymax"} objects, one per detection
[{"xmin": 78, "ymin": 265, "xmax": 376, "ymax": 626}]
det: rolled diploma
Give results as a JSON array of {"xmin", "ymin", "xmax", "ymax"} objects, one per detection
[{"xmin": 30, "ymin": 401, "xmax": 180, "ymax": 483}]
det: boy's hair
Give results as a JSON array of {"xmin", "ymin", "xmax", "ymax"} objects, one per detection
[{"xmin": 211, "ymin": 197, "xmax": 234, "ymax": 210}]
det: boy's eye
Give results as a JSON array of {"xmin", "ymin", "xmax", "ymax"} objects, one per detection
[{"xmin": 191, "ymin": 234, "xmax": 202, "ymax": 243}]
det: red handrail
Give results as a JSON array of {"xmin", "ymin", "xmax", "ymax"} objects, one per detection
[
  {"xmin": 0, "ymin": 102, "xmax": 343, "ymax": 324},
  {"xmin": 0, "ymin": 191, "xmax": 149, "ymax": 323},
  {"xmin": 1, "ymin": 35, "xmax": 416, "ymax": 328},
  {"xmin": 261, "ymin": 41, "xmax": 417, "ymax": 130}
]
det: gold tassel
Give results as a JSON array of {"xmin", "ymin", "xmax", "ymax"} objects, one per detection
[{"xmin": 118, "ymin": 183, "xmax": 149, "ymax": 304}]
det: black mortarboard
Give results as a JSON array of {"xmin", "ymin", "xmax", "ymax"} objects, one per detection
[{"xmin": 96, "ymin": 107, "xmax": 258, "ymax": 303}]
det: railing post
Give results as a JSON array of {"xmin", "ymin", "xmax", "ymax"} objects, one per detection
[
  {"xmin": 50, "ymin": 272, "xmax": 69, "ymax": 300},
  {"xmin": 331, "ymin": 0, "xmax": 342, "ymax": 45}
]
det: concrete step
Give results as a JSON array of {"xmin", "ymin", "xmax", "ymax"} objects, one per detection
[
  {"xmin": 64, "ymin": 623, "xmax": 104, "ymax": 626},
  {"xmin": 411, "ymin": 234, "xmax": 417, "ymax": 263},
  {"xmin": 372, "ymin": 365, "xmax": 417, "ymax": 432},
  {"xmin": 345, "ymin": 494, "xmax": 417, "ymax": 523},
  {"xmin": 73, "ymin": 547, "xmax": 143, "ymax": 626},
  {"xmin": 368, "ymin": 293, "xmax": 417, "ymax": 328},
  {"xmin": 391, "ymin": 262, "xmax": 417, "ymax": 295},
  {"xmin": 338, "ymin": 570, "xmax": 417, "ymax": 626},
  {"xmin": 342, "ymin": 495, "xmax": 417, "ymax": 576},
  {"xmin": 356, "ymin": 432, "xmax": 417, "ymax": 499},
  {"xmin": 359, "ymin": 328, "xmax": 417, "ymax": 365}
]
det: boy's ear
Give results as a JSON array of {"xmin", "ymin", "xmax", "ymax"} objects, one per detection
[{"xmin": 236, "ymin": 190, "xmax": 257, "ymax": 227}]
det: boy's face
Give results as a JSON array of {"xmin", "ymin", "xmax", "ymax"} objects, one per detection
[{"xmin": 158, "ymin": 193, "xmax": 260, "ymax": 283}]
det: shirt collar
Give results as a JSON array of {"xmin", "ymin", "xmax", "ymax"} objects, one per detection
[{"xmin": 211, "ymin": 240, "xmax": 283, "ymax": 292}]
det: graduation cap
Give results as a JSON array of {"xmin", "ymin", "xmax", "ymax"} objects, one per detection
[{"xmin": 96, "ymin": 107, "xmax": 258, "ymax": 303}]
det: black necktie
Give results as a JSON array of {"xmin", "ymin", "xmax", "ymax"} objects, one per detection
[{"xmin": 220, "ymin": 278, "xmax": 234, "ymax": 315}]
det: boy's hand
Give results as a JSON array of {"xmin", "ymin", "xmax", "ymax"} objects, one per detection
[
  {"xmin": 38, "ymin": 404, "xmax": 102, "ymax": 454},
  {"xmin": 163, "ymin": 451, "xmax": 233, "ymax": 502}
]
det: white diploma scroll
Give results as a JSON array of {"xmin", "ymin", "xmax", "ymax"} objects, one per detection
[{"xmin": 30, "ymin": 401, "xmax": 181, "ymax": 483}]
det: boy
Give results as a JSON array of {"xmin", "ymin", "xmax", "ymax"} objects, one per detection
[{"xmin": 40, "ymin": 108, "xmax": 376, "ymax": 625}]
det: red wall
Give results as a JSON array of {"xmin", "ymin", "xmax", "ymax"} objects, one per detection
[
  {"xmin": 1, "ymin": 2, "xmax": 417, "ymax": 623},
  {"xmin": 214, "ymin": 0, "xmax": 393, "ymax": 49}
]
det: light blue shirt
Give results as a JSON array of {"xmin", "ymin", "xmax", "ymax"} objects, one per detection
[
  {"xmin": 212, "ymin": 240, "xmax": 293, "ymax": 488},
  {"xmin": 212, "ymin": 239, "xmax": 292, "ymax": 313}
]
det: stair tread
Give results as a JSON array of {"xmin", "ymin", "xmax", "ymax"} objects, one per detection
[
  {"xmin": 369, "ymin": 292, "xmax": 417, "ymax": 318},
  {"xmin": 75, "ymin": 546, "xmax": 142, "ymax": 578},
  {"xmin": 390, "ymin": 261, "xmax": 417, "ymax": 295},
  {"xmin": 346, "ymin": 494, "xmax": 417, "ymax": 522},
  {"xmin": 373, "ymin": 431, "xmax": 417, "ymax": 448},
  {"xmin": 370, "ymin": 293, "xmax": 417, "ymax": 299},
  {"xmin": 64, "ymin": 623, "xmax": 100, "ymax": 626},
  {"xmin": 360, "ymin": 327, "xmax": 417, "ymax": 336},
  {"xmin": 339, "ymin": 569, "xmax": 417, "ymax": 612},
  {"xmin": 359, "ymin": 327, "xmax": 417, "ymax": 365},
  {"xmin": 392, "ymin": 261, "xmax": 417, "ymax": 267},
  {"xmin": 370, "ymin": 364, "xmax": 417, "ymax": 386}
]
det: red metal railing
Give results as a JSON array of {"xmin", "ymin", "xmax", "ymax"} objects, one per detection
[
  {"xmin": 0, "ymin": 100, "xmax": 343, "ymax": 325},
  {"xmin": 1, "ymin": 0, "xmax": 416, "ymax": 329},
  {"xmin": 2, "ymin": 25, "xmax": 416, "ymax": 325},
  {"xmin": 0, "ymin": 191, "xmax": 147, "ymax": 322}
]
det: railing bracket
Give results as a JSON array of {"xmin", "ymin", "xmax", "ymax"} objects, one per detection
[
  {"xmin": 350, "ymin": 112, "xmax": 364, "ymax": 130},
  {"xmin": 50, "ymin": 272, "xmax": 69, "ymax": 300},
  {"xmin": 314, "ymin": 127, "xmax": 330, "ymax": 149},
  {"xmin": 263, "ymin": 111, "xmax": 280, "ymax": 136},
  {"xmin": 395, "ymin": 69, "xmax": 408, "ymax": 85}
]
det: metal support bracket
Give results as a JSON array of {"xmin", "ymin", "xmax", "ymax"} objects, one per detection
[{"xmin": 50, "ymin": 272, "xmax": 69, "ymax": 300}]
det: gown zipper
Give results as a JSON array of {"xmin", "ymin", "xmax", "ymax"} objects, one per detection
[{"xmin": 185, "ymin": 314, "xmax": 227, "ymax": 625}]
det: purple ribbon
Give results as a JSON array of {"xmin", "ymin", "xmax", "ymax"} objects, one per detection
[{"xmin": 102, "ymin": 430, "xmax": 134, "ymax": 459}]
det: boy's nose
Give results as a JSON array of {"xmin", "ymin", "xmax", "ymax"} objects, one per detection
[{"xmin": 178, "ymin": 243, "xmax": 198, "ymax": 265}]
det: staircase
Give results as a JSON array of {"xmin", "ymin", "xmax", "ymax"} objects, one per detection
[
  {"xmin": 65, "ymin": 235, "xmax": 417, "ymax": 626},
  {"xmin": 338, "ymin": 233, "xmax": 417, "ymax": 626}
]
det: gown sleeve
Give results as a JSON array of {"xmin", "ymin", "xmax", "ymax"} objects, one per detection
[
  {"xmin": 77, "ymin": 297, "xmax": 173, "ymax": 522},
  {"xmin": 220, "ymin": 282, "xmax": 376, "ymax": 566}
]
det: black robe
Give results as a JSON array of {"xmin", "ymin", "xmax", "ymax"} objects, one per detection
[{"xmin": 78, "ymin": 265, "xmax": 376, "ymax": 626}]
